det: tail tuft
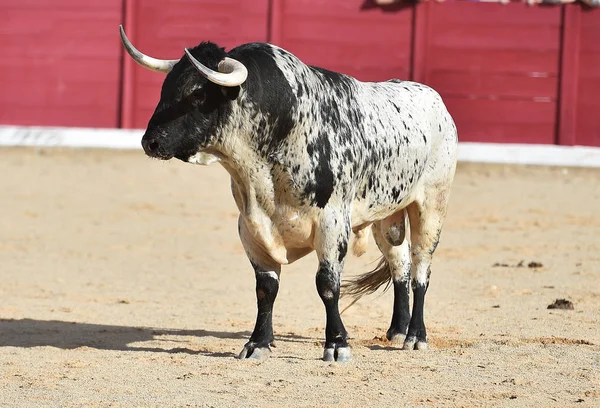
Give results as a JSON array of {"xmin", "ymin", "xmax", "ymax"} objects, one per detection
[{"xmin": 341, "ymin": 257, "xmax": 392, "ymax": 300}]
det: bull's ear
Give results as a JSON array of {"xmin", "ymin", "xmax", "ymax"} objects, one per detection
[{"xmin": 221, "ymin": 85, "xmax": 240, "ymax": 101}]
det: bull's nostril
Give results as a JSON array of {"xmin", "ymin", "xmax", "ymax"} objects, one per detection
[{"xmin": 148, "ymin": 141, "xmax": 159, "ymax": 152}]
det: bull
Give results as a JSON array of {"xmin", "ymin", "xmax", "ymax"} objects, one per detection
[{"xmin": 119, "ymin": 25, "xmax": 458, "ymax": 362}]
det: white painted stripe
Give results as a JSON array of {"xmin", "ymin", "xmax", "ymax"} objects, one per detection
[
  {"xmin": 1, "ymin": 125, "xmax": 600, "ymax": 168},
  {"xmin": 458, "ymin": 142, "xmax": 600, "ymax": 168},
  {"xmin": 0, "ymin": 125, "xmax": 143, "ymax": 149}
]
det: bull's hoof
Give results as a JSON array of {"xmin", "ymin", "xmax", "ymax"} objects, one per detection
[
  {"xmin": 402, "ymin": 336, "xmax": 428, "ymax": 350},
  {"xmin": 387, "ymin": 333, "xmax": 405, "ymax": 345},
  {"xmin": 386, "ymin": 327, "xmax": 408, "ymax": 345},
  {"xmin": 237, "ymin": 342, "xmax": 272, "ymax": 361},
  {"xmin": 323, "ymin": 346, "xmax": 352, "ymax": 362}
]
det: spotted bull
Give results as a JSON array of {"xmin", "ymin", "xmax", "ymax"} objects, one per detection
[{"xmin": 119, "ymin": 25, "xmax": 458, "ymax": 362}]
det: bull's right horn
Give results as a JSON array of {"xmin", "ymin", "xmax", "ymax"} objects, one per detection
[
  {"xmin": 184, "ymin": 49, "xmax": 248, "ymax": 87},
  {"xmin": 119, "ymin": 25, "xmax": 179, "ymax": 73}
]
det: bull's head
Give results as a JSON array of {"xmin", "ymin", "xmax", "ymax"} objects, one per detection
[{"xmin": 119, "ymin": 26, "xmax": 248, "ymax": 163}]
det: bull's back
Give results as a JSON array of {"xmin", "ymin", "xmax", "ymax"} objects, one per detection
[{"xmin": 348, "ymin": 80, "xmax": 457, "ymax": 222}]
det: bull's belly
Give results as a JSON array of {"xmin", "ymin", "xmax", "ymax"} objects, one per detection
[
  {"xmin": 350, "ymin": 190, "xmax": 417, "ymax": 231},
  {"xmin": 241, "ymin": 206, "xmax": 316, "ymax": 266},
  {"xmin": 274, "ymin": 208, "xmax": 315, "ymax": 250},
  {"xmin": 239, "ymin": 168, "xmax": 424, "ymax": 266}
]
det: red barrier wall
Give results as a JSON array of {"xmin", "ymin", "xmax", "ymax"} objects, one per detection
[
  {"xmin": 0, "ymin": 1, "xmax": 598, "ymax": 146},
  {"xmin": 121, "ymin": 0, "xmax": 270, "ymax": 129},
  {"xmin": 576, "ymin": 11, "xmax": 600, "ymax": 146},
  {"xmin": 413, "ymin": 2, "xmax": 562, "ymax": 144},
  {"xmin": 0, "ymin": 0, "xmax": 122, "ymax": 128},
  {"xmin": 270, "ymin": 0, "xmax": 414, "ymax": 82}
]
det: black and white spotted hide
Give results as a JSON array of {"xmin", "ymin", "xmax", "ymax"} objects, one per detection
[{"xmin": 136, "ymin": 41, "xmax": 458, "ymax": 362}]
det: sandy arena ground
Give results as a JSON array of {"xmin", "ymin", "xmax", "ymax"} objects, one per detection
[{"xmin": 0, "ymin": 147, "xmax": 599, "ymax": 407}]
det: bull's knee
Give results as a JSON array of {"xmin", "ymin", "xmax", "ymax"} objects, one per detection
[
  {"xmin": 255, "ymin": 271, "xmax": 279, "ymax": 305},
  {"xmin": 316, "ymin": 261, "xmax": 339, "ymax": 302}
]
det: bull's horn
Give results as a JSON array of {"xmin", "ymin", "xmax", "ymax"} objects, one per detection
[
  {"xmin": 184, "ymin": 49, "xmax": 248, "ymax": 87},
  {"xmin": 119, "ymin": 25, "xmax": 179, "ymax": 73}
]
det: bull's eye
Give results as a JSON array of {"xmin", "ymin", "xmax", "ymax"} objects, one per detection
[
  {"xmin": 187, "ymin": 88, "xmax": 206, "ymax": 108},
  {"xmin": 193, "ymin": 93, "xmax": 206, "ymax": 107}
]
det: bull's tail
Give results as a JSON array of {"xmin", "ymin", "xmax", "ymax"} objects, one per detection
[{"xmin": 340, "ymin": 257, "xmax": 392, "ymax": 314}]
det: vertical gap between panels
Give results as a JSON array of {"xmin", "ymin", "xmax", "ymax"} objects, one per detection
[{"xmin": 116, "ymin": 0, "xmax": 127, "ymax": 128}]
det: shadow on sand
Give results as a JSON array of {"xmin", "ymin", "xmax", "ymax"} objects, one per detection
[{"xmin": 0, "ymin": 318, "xmax": 312, "ymax": 358}]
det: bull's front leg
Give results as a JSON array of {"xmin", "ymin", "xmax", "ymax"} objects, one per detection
[
  {"xmin": 315, "ymin": 210, "xmax": 352, "ymax": 362},
  {"xmin": 237, "ymin": 217, "xmax": 281, "ymax": 361},
  {"xmin": 238, "ymin": 261, "xmax": 280, "ymax": 360}
]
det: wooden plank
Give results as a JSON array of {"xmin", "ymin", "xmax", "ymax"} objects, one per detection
[
  {"xmin": 447, "ymin": 97, "xmax": 557, "ymax": 144},
  {"xmin": 282, "ymin": 39, "xmax": 410, "ymax": 73},
  {"xmin": 577, "ymin": 79, "xmax": 600, "ymax": 104},
  {"xmin": 456, "ymin": 122, "xmax": 558, "ymax": 145},
  {"xmin": 447, "ymin": 98, "xmax": 556, "ymax": 126},
  {"xmin": 1, "ymin": 78, "xmax": 119, "ymax": 107},
  {"xmin": 578, "ymin": 33, "xmax": 600, "ymax": 53},
  {"xmin": 576, "ymin": 91, "xmax": 600, "ymax": 144},
  {"xmin": 121, "ymin": 0, "xmax": 136, "ymax": 129},
  {"xmin": 428, "ymin": 2, "xmax": 561, "ymax": 26},
  {"xmin": 282, "ymin": 19, "xmax": 411, "ymax": 44},
  {"xmin": 1, "ymin": 0, "xmax": 120, "ymax": 9},
  {"xmin": 573, "ymin": 10, "xmax": 600, "ymax": 147},
  {"xmin": 428, "ymin": 71, "xmax": 558, "ymax": 100},
  {"xmin": 557, "ymin": 5, "xmax": 581, "ymax": 146},
  {"xmin": 429, "ymin": 48, "xmax": 560, "ymax": 75},
  {"xmin": 429, "ymin": 25, "xmax": 561, "ymax": 51},
  {"xmin": 411, "ymin": 2, "xmax": 430, "ymax": 83},
  {"xmin": 578, "ymin": 53, "xmax": 600, "ymax": 79},
  {"xmin": 0, "ymin": 0, "xmax": 122, "ymax": 127},
  {"xmin": 270, "ymin": 0, "xmax": 283, "ymax": 45},
  {"xmin": 580, "ymin": 10, "xmax": 600, "ymax": 53},
  {"xmin": 275, "ymin": 0, "xmax": 414, "ymax": 82},
  {"xmin": 421, "ymin": 2, "xmax": 562, "ymax": 145},
  {"xmin": 0, "ymin": 106, "xmax": 119, "ymax": 128},
  {"xmin": 0, "ymin": 58, "xmax": 121, "ymax": 82},
  {"xmin": 123, "ymin": 0, "xmax": 270, "ymax": 129}
]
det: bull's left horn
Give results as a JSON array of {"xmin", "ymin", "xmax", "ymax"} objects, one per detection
[
  {"xmin": 184, "ymin": 49, "xmax": 248, "ymax": 87},
  {"xmin": 119, "ymin": 25, "xmax": 179, "ymax": 73}
]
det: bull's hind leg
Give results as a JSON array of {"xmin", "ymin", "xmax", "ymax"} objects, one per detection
[
  {"xmin": 314, "ymin": 209, "xmax": 352, "ymax": 362},
  {"xmin": 371, "ymin": 212, "xmax": 412, "ymax": 344},
  {"xmin": 237, "ymin": 217, "xmax": 281, "ymax": 361},
  {"xmin": 403, "ymin": 190, "xmax": 451, "ymax": 351}
]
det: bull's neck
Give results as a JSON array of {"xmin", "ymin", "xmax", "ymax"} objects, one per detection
[
  {"xmin": 213, "ymin": 93, "xmax": 293, "ymax": 216},
  {"xmin": 216, "ymin": 130, "xmax": 277, "ymax": 216}
]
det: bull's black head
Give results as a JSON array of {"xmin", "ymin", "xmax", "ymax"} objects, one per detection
[
  {"xmin": 141, "ymin": 45, "xmax": 239, "ymax": 161},
  {"xmin": 119, "ymin": 26, "xmax": 248, "ymax": 163}
]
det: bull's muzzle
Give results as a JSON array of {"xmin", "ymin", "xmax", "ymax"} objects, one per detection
[{"xmin": 141, "ymin": 136, "xmax": 173, "ymax": 160}]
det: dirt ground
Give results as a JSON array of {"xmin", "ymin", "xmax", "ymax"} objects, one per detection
[{"xmin": 1, "ymin": 147, "xmax": 599, "ymax": 407}]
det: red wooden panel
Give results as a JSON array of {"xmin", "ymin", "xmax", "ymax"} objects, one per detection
[
  {"xmin": 429, "ymin": 72, "xmax": 557, "ymax": 100},
  {"xmin": 455, "ymin": 122, "xmax": 558, "ymax": 145},
  {"xmin": 429, "ymin": 3, "xmax": 561, "ymax": 25},
  {"xmin": 557, "ymin": 5, "xmax": 580, "ymax": 146},
  {"xmin": 572, "ymin": 9, "xmax": 600, "ymax": 146},
  {"xmin": 0, "ymin": 0, "xmax": 122, "ymax": 127},
  {"xmin": 579, "ymin": 12, "xmax": 600, "ymax": 53},
  {"xmin": 122, "ymin": 0, "xmax": 270, "ymax": 129},
  {"xmin": 430, "ymin": 25, "xmax": 560, "ymax": 52},
  {"xmin": 418, "ymin": 2, "xmax": 562, "ymax": 144},
  {"xmin": 431, "ymin": 48, "xmax": 560, "ymax": 76},
  {"xmin": 447, "ymin": 98, "xmax": 558, "ymax": 144},
  {"xmin": 271, "ymin": 0, "xmax": 413, "ymax": 82}
]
